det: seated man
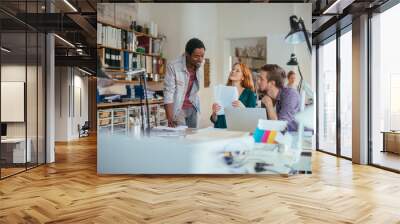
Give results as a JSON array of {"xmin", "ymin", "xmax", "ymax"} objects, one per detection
[{"xmin": 257, "ymin": 64, "xmax": 300, "ymax": 131}]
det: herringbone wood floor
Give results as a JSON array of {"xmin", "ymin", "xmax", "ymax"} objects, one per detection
[{"xmin": 1, "ymin": 135, "xmax": 400, "ymax": 224}]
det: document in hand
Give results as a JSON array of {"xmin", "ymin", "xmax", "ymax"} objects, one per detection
[{"xmin": 213, "ymin": 85, "xmax": 239, "ymax": 115}]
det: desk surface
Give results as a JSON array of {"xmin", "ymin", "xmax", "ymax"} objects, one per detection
[
  {"xmin": 98, "ymin": 128, "xmax": 311, "ymax": 175},
  {"xmin": 1, "ymin": 138, "xmax": 27, "ymax": 143}
]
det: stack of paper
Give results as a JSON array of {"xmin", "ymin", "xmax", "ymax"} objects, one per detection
[{"xmin": 151, "ymin": 126, "xmax": 188, "ymax": 137}]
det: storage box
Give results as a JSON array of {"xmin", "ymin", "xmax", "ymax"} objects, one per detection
[
  {"xmin": 99, "ymin": 111, "xmax": 111, "ymax": 118},
  {"xmin": 100, "ymin": 119, "xmax": 111, "ymax": 126}
]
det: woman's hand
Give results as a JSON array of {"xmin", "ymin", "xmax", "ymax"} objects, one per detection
[
  {"xmin": 211, "ymin": 103, "xmax": 221, "ymax": 122},
  {"xmin": 232, "ymin": 100, "xmax": 245, "ymax": 108},
  {"xmin": 212, "ymin": 103, "xmax": 222, "ymax": 114}
]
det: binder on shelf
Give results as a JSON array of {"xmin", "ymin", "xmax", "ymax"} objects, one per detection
[
  {"xmin": 139, "ymin": 54, "xmax": 146, "ymax": 70},
  {"xmin": 123, "ymin": 51, "xmax": 129, "ymax": 71},
  {"xmin": 104, "ymin": 48, "xmax": 111, "ymax": 67},
  {"xmin": 152, "ymin": 57, "xmax": 157, "ymax": 75},
  {"xmin": 146, "ymin": 56, "xmax": 152, "ymax": 74},
  {"xmin": 97, "ymin": 23, "xmax": 103, "ymax": 44}
]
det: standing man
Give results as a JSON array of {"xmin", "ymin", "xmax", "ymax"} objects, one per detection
[
  {"xmin": 163, "ymin": 38, "xmax": 205, "ymax": 128},
  {"xmin": 287, "ymin": 70, "xmax": 297, "ymax": 89},
  {"xmin": 257, "ymin": 64, "xmax": 300, "ymax": 131}
]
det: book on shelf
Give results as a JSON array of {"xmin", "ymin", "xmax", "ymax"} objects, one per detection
[
  {"xmin": 97, "ymin": 22, "xmax": 137, "ymax": 52},
  {"xmin": 137, "ymin": 36, "xmax": 151, "ymax": 54}
]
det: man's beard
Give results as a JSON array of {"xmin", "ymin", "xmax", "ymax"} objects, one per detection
[{"xmin": 194, "ymin": 62, "xmax": 201, "ymax": 69}]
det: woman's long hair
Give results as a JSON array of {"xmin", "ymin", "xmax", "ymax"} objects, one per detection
[{"xmin": 226, "ymin": 63, "xmax": 255, "ymax": 92}]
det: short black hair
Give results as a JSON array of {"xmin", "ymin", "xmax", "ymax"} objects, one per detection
[{"xmin": 185, "ymin": 38, "xmax": 205, "ymax": 55}]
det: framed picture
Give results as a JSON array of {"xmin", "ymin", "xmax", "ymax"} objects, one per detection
[{"xmin": 204, "ymin": 58, "xmax": 210, "ymax": 88}]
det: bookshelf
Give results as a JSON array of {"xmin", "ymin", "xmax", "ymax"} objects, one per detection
[
  {"xmin": 97, "ymin": 20, "xmax": 167, "ymax": 80},
  {"xmin": 97, "ymin": 19, "xmax": 167, "ymax": 135}
]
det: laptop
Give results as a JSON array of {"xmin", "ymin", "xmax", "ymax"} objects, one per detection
[{"xmin": 225, "ymin": 108, "xmax": 267, "ymax": 132}]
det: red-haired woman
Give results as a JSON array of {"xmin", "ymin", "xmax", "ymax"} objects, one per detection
[{"xmin": 211, "ymin": 63, "xmax": 257, "ymax": 128}]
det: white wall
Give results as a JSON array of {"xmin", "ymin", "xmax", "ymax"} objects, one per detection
[
  {"xmin": 55, "ymin": 67, "xmax": 89, "ymax": 141},
  {"xmin": 294, "ymin": 3, "xmax": 312, "ymax": 85},
  {"xmin": 136, "ymin": 3, "xmax": 311, "ymax": 128},
  {"xmin": 1, "ymin": 64, "xmax": 46, "ymax": 164}
]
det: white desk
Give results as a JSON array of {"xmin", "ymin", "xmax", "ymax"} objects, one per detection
[
  {"xmin": 98, "ymin": 128, "xmax": 311, "ymax": 175},
  {"xmin": 1, "ymin": 138, "xmax": 31, "ymax": 163}
]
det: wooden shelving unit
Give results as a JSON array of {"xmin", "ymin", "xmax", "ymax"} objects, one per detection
[
  {"xmin": 97, "ymin": 20, "xmax": 167, "ymax": 134},
  {"xmin": 97, "ymin": 20, "xmax": 167, "ymax": 83},
  {"xmin": 97, "ymin": 99, "xmax": 164, "ymax": 109}
]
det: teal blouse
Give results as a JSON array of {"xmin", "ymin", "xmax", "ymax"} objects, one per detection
[{"xmin": 211, "ymin": 88, "xmax": 257, "ymax": 129}]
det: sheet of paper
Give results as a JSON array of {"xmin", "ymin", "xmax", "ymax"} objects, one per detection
[
  {"xmin": 213, "ymin": 85, "xmax": 239, "ymax": 115},
  {"xmin": 150, "ymin": 125, "xmax": 188, "ymax": 137}
]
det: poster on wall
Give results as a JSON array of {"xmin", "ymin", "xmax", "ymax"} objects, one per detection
[{"xmin": 96, "ymin": 3, "xmax": 314, "ymax": 175}]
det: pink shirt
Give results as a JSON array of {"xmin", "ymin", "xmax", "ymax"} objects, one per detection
[{"xmin": 182, "ymin": 69, "xmax": 196, "ymax": 109}]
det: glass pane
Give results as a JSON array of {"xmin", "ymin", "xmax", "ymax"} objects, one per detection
[
  {"xmin": 340, "ymin": 30, "xmax": 352, "ymax": 158},
  {"xmin": 318, "ymin": 38, "xmax": 337, "ymax": 154},
  {"xmin": 371, "ymin": 3, "xmax": 400, "ymax": 171},
  {"xmin": 38, "ymin": 33, "xmax": 45, "ymax": 165},
  {"xmin": 27, "ymin": 31, "xmax": 38, "ymax": 169},
  {"xmin": 1, "ymin": 31, "xmax": 27, "ymax": 177}
]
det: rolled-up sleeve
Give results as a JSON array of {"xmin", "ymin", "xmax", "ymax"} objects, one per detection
[{"xmin": 163, "ymin": 64, "xmax": 176, "ymax": 104}]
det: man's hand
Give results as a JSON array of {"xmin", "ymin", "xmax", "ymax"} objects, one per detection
[
  {"xmin": 164, "ymin": 103, "xmax": 175, "ymax": 127},
  {"xmin": 167, "ymin": 119, "xmax": 176, "ymax": 128},
  {"xmin": 262, "ymin": 95, "xmax": 278, "ymax": 120},
  {"xmin": 232, "ymin": 100, "xmax": 245, "ymax": 108},
  {"xmin": 261, "ymin": 95, "xmax": 274, "ymax": 108}
]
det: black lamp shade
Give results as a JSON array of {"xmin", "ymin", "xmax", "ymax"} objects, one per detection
[
  {"xmin": 285, "ymin": 16, "xmax": 311, "ymax": 45},
  {"xmin": 287, "ymin": 53, "xmax": 298, "ymax": 66}
]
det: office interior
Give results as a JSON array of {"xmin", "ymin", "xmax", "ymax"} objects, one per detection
[
  {"xmin": 96, "ymin": 3, "xmax": 313, "ymax": 174},
  {"xmin": 0, "ymin": 0, "xmax": 400, "ymax": 222},
  {"xmin": 96, "ymin": 3, "xmax": 311, "ymax": 130},
  {"xmin": 0, "ymin": 0, "xmax": 97, "ymax": 179}
]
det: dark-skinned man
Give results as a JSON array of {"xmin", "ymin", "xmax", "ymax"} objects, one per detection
[{"xmin": 163, "ymin": 38, "xmax": 205, "ymax": 128}]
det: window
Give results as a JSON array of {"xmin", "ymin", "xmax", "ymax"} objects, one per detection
[
  {"xmin": 318, "ymin": 37, "xmax": 337, "ymax": 154},
  {"xmin": 370, "ymin": 3, "xmax": 400, "ymax": 171},
  {"xmin": 340, "ymin": 29, "xmax": 352, "ymax": 158}
]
